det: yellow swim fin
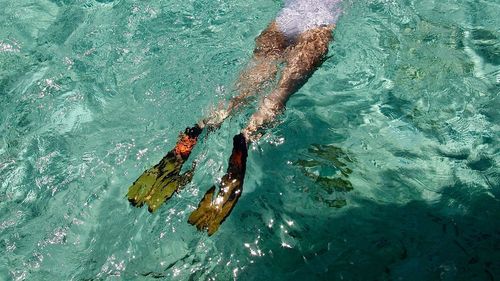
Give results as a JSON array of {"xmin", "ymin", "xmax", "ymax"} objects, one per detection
[
  {"xmin": 127, "ymin": 125, "xmax": 202, "ymax": 212},
  {"xmin": 188, "ymin": 133, "xmax": 248, "ymax": 235}
]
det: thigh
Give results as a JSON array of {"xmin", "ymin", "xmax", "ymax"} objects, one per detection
[
  {"xmin": 254, "ymin": 21, "xmax": 289, "ymax": 59},
  {"xmin": 271, "ymin": 25, "xmax": 333, "ymax": 101}
]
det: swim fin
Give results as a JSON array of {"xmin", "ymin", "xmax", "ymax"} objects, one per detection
[
  {"xmin": 188, "ymin": 133, "xmax": 248, "ymax": 235},
  {"xmin": 127, "ymin": 125, "xmax": 203, "ymax": 212}
]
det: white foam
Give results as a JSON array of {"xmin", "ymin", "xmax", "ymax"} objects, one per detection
[{"xmin": 276, "ymin": 0, "xmax": 343, "ymax": 37}]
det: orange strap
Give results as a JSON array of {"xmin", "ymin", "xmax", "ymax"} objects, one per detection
[{"xmin": 174, "ymin": 134, "xmax": 198, "ymax": 159}]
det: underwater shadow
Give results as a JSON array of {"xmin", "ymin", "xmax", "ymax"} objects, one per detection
[
  {"xmin": 229, "ymin": 126, "xmax": 500, "ymax": 281},
  {"xmin": 236, "ymin": 184, "xmax": 500, "ymax": 281}
]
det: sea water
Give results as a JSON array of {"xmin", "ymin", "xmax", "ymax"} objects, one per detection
[{"xmin": 0, "ymin": 0, "xmax": 499, "ymax": 280}]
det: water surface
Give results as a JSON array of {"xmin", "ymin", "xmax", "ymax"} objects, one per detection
[{"xmin": 1, "ymin": 0, "xmax": 499, "ymax": 280}]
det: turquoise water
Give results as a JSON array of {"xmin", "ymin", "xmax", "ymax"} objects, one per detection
[{"xmin": 1, "ymin": 0, "xmax": 499, "ymax": 280}]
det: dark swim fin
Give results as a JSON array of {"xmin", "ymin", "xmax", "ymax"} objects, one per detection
[
  {"xmin": 127, "ymin": 125, "xmax": 203, "ymax": 212},
  {"xmin": 188, "ymin": 133, "xmax": 248, "ymax": 235}
]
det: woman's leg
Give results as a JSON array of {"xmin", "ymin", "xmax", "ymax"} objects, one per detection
[
  {"xmin": 201, "ymin": 21, "xmax": 288, "ymax": 128},
  {"xmin": 243, "ymin": 25, "xmax": 334, "ymax": 140}
]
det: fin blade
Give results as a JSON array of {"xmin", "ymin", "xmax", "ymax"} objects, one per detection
[
  {"xmin": 127, "ymin": 167, "xmax": 161, "ymax": 207},
  {"xmin": 146, "ymin": 177, "xmax": 180, "ymax": 212},
  {"xmin": 188, "ymin": 186, "xmax": 216, "ymax": 229},
  {"xmin": 127, "ymin": 152, "xmax": 182, "ymax": 211}
]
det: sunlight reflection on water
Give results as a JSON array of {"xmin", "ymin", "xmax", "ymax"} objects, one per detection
[{"xmin": 0, "ymin": 0, "xmax": 499, "ymax": 280}]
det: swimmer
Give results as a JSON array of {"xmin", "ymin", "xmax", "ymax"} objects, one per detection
[{"xmin": 127, "ymin": 0, "xmax": 343, "ymax": 235}]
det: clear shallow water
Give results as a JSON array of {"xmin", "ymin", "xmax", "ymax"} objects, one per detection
[{"xmin": 0, "ymin": 0, "xmax": 499, "ymax": 280}]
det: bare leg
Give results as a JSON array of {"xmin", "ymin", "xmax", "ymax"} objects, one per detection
[
  {"xmin": 243, "ymin": 25, "xmax": 334, "ymax": 140},
  {"xmin": 202, "ymin": 21, "xmax": 288, "ymax": 128}
]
